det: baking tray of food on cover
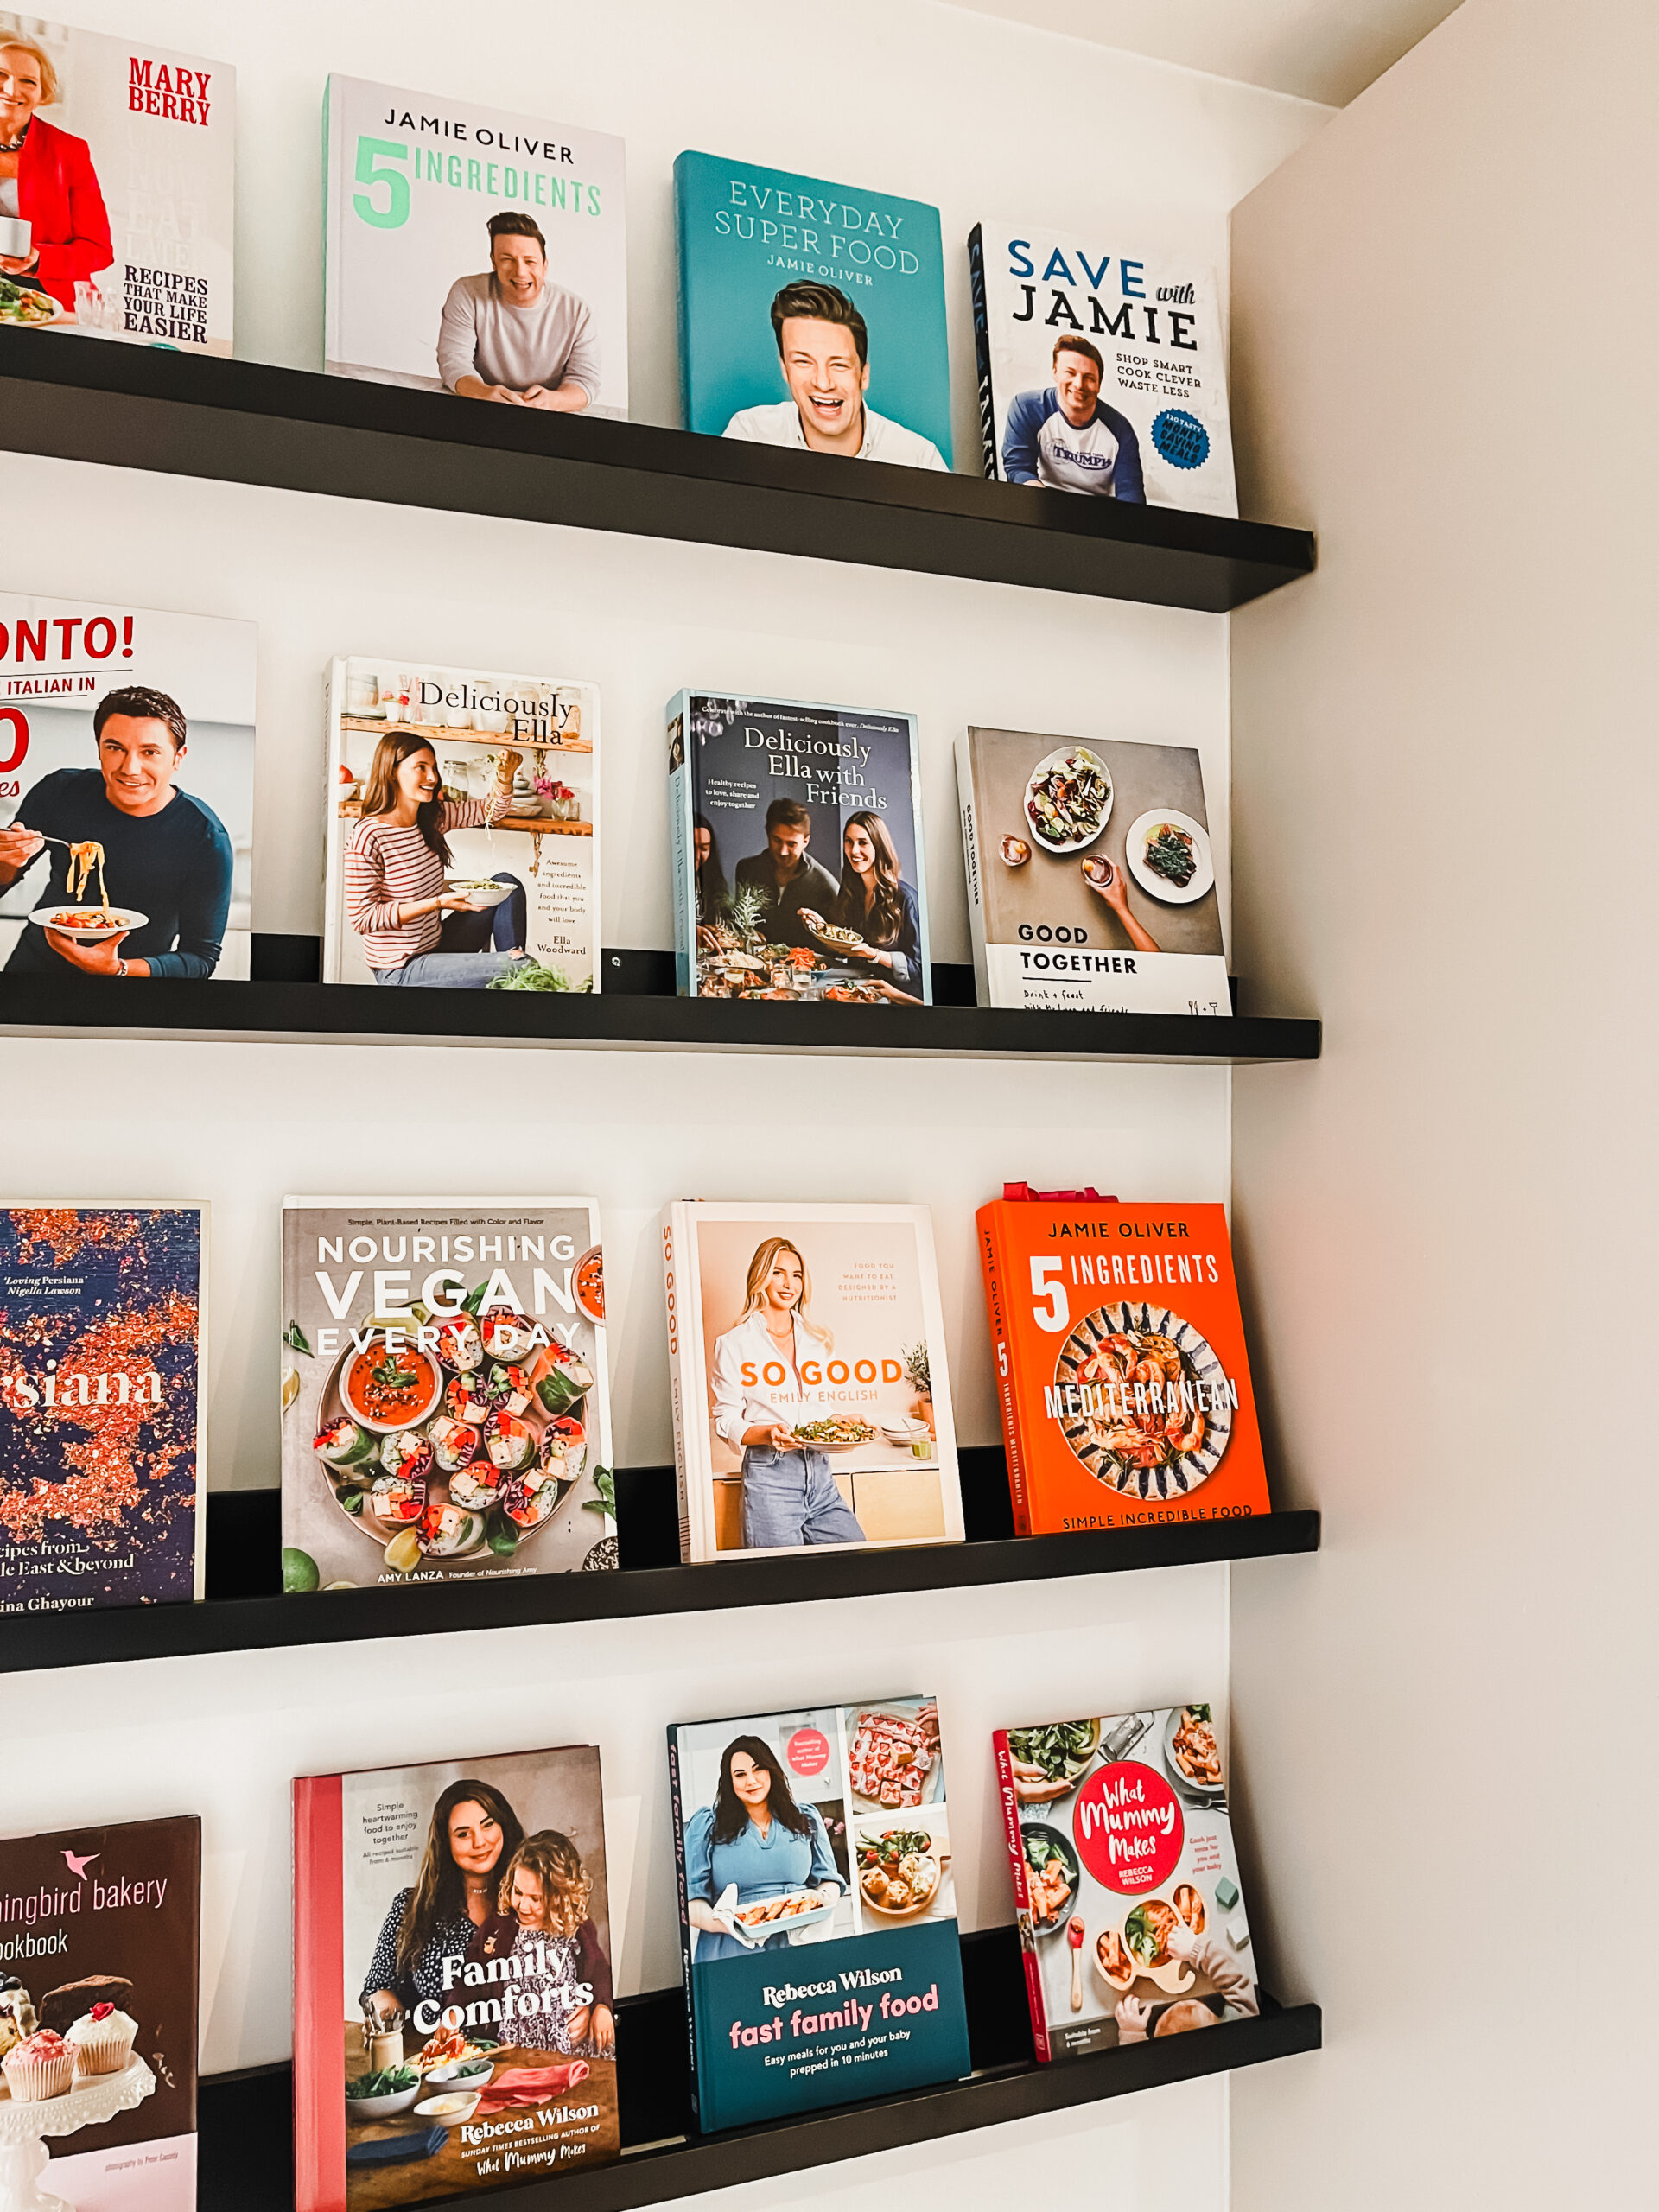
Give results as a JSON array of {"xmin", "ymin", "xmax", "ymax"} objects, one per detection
[{"xmin": 846, "ymin": 1699, "xmax": 943, "ymax": 1811}]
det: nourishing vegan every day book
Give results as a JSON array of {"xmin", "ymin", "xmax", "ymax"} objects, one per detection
[
  {"xmin": 294, "ymin": 1745, "xmax": 619, "ymax": 2211},
  {"xmin": 0, "ymin": 1205, "xmax": 207, "ymax": 1611},
  {"xmin": 668, "ymin": 1700, "xmax": 969, "ymax": 2131},
  {"xmin": 994, "ymin": 1706, "xmax": 1256, "ymax": 2062}
]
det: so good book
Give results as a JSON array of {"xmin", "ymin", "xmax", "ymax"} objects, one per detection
[
  {"xmin": 294, "ymin": 1745, "xmax": 618, "ymax": 2212},
  {"xmin": 0, "ymin": 1205, "xmax": 207, "ymax": 1611},
  {"xmin": 663, "ymin": 1201, "xmax": 963, "ymax": 1561},
  {"xmin": 280, "ymin": 1200, "xmax": 615, "ymax": 1591},
  {"xmin": 977, "ymin": 1189, "xmax": 1269, "ymax": 1532},
  {"xmin": 957, "ymin": 726, "xmax": 1229, "ymax": 1016},
  {"xmin": 994, "ymin": 1706, "xmax": 1255, "ymax": 2062},
  {"xmin": 323, "ymin": 658, "xmax": 598, "ymax": 994},
  {"xmin": 668, "ymin": 1699, "xmax": 969, "ymax": 2131}
]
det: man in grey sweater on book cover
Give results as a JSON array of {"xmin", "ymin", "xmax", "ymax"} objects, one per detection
[{"xmin": 436, "ymin": 210, "xmax": 601, "ymax": 413}]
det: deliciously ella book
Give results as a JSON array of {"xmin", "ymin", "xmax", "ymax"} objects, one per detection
[
  {"xmin": 993, "ymin": 1706, "xmax": 1256, "ymax": 2062},
  {"xmin": 0, "ymin": 1813, "xmax": 200, "ymax": 2205},
  {"xmin": 956, "ymin": 727, "xmax": 1229, "ymax": 1016},
  {"xmin": 323, "ymin": 75, "xmax": 627, "ymax": 414},
  {"xmin": 662, "ymin": 1200, "xmax": 963, "ymax": 1563},
  {"xmin": 280, "ymin": 1199, "xmax": 615, "ymax": 1592},
  {"xmin": 668, "ymin": 690, "xmax": 931, "ymax": 1005},
  {"xmin": 969, "ymin": 217, "xmax": 1235, "ymax": 513},
  {"xmin": 293, "ymin": 1745, "xmax": 619, "ymax": 2212},
  {"xmin": 976, "ymin": 1188, "xmax": 1269, "ymax": 1532},
  {"xmin": 0, "ymin": 1205, "xmax": 207, "ymax": 1611},
  {"xmin": 0, "ymin": 15, "xmax": 233, "ymax": 349},
  {"xmin": 668, "ymin": 1699, "xmax": 969, "ymax": 2131}
]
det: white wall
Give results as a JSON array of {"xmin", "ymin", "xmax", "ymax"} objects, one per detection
[{"xmin": 1227, "ymin": 1, "xmax": 1659, "ymax": 2203}]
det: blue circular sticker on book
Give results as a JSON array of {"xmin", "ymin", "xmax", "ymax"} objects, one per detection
[{"xmin": 1152, "ymin": 409, "xmax": 1211, "ymax": 471}]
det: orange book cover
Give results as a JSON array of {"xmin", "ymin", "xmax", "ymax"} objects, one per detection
[{"xmin": 977, "ymin": 1187, "xmax": 1270, "ymax": 1534}]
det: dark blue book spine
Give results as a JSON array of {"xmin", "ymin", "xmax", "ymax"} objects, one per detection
[{"xmin": 968, "ymin": 223, "xmax": 997, "ymax": 481}]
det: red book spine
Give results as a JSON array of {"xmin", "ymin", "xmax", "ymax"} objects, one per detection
[
  {"xmin": 977, "ymin": 1210, "xmax": 1031, "ymax": 1535},
  {"xmin": 992, "ymin": 1731, "xmax": 1050, "ymax": 2062},
  {"xmin": 293, "ymin": 1774, "xmax": 346, "ymax": 2212}
]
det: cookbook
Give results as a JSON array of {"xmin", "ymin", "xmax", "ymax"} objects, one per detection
[
  {"xmin": 0, "ymin": 1205, "xmax": 207, "ymax": 1611},
  {"xmin": 294, "ymin": 1745, "xmax": 618, "ymax": 2211},
  {"xmin": 994, "ymin": 1706, "xmax": 1256, "ymax": 2062},
  {"xmin": 976, "ymin": 1188, "xmax": 1270, "ymax": 1534},
  {"xmin": 0, "ymin": 1814, "xmax": 200, "ymax": 2205},
  {"xmin": 322, "ymin": 658, "xmax": 599, "ymax": 994},
  {"xmin": 668, "ymin": 1699, "xmax": 969, "ymax": 2131},
  {"xmin": 668, "ymin": 690, "xmax": 931, "ymax": 1005},
  {"xmin": 0, "ymin": 591, "xmax": 257, "ymax": 981},
  {"xmin": 956, "ymin": 726, "xmax": 1230, "ymax": 1015},
  {"xmin": 0, "ymin": 15, "xmax": 233, "ymax": 351},
  {"xmin": 968, "ymin": 219, "xmax": 1235, "ymax": 513},
  {"xmin": 280, "ymin": 1199, "xmax": 615, "ymax": 1592},
  {"xmin": 323, "ymin": 75, "xmax": 627, "ymax": 414},
  {"xmin": 674, "ymin": 152, "xmax": 951, "ymax": 466},
  {"xmin": 662, "ymin": 1200, "xmax": 963, "ymax": 1562}
]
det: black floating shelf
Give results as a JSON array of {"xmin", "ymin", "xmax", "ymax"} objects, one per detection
[
  {"xmin": 0, "ymin": 328, "xmax": 1313, "ymax": 612},
  {"xmin": 0, "ymin": 1447, "xmax": 1318, "ymax": 1675},
  {"xmin": 200, "ymin": 1930, "xmax": 1319, "ymax": 2212}
]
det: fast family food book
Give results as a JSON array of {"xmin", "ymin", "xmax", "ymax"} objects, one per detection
[{"xmin": 668, "ymin": 1700, "xmax": 969, "ymax": 2131}]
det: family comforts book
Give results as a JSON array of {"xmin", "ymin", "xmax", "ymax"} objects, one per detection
[
  {"xmin": 667, "ymin": 1700, "xmax": 969, "ymax": 2131},
  {"xmin": 667, "ymin": 690, "xmax": 931, "ymax": 1005},
  {"xmin": 323, "ymin": 75, "xmax": 627, "ymax": 414},
  {"xmin": 662, "ymin": 1201, "xmax": 963, "ymax": 1562},
  {"xmin": 976, "ymin": 1189, "xmax": 1269, "ymax": 1533},
  {"xmin": 322, "ymin": 658, "xmax": 598, "ymax": 994},
  {"xmin": 280, "ymin": 1199, "xmax": 615, "ymax": 1592},
  {"xmin": 993, "ymin": 1706, "xmax": 1255, "ymax": 2061},
  {"xmin": 969, "ymin": 218, "xmax": 1235, "ymax": 513},
  {"xmin": 674, "ymin": 152, "xmax": 951, "ymax": 466},
  {"xmin": 0, "ymin": 15, "xmax": 233, "ymax": 349},
  {"xmin": 0, "ymin": 591, "xmax": 257, "ymax": 980},
  {"xmin": 956, "ymin": 726, "xmax": 1229, "ymax": 1016},
  {"xmin": 0, "ymin": 1205, "xmax": 207, "ymax": 1611},
  {"xmin": 0, "ymin": 1814, "xmax": 200, "ymax": 2205},
  {"xmin": 293, "ymin": 1745, "xmax": 618, "ymax": 2211}
]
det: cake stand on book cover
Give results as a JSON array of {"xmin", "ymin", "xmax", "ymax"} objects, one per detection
[{"xmin": 0, "ymin": 2056, "xmax": 156, "ymax": 2212}]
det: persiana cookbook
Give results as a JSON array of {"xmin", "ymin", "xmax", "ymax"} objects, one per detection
[
  {"xmin": 977, "ymin": 1189, "xmax": 1269, "ymax": 1532},
  {"xmin": 993, "ymin": 1706, "xmax": 1256, "ymax": 2062}
]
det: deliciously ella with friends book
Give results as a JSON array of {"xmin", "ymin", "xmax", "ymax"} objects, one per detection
[
  {"xmin": 667, "ymin": 690, "xmax": 931, "ymax": 1005},
  {"xmin": 0, "ymin": 1205, "xmax": 207, "ymax": 1611},
  {"xmin": 994, "ymin": 1706, "xmax": 1256, "ymax": 2062},
  {"xmin": 293, "ymin": 1745, "xmax": 619, "ymax": 2211},
  {"xmin": 668, "ymin": 1699, "xmax": 969, "ymax": 2131},
  {"xmin": 280, "ymin": 1199, "xmax": 615, "ymax": 1592},
  {"xmin": 662, "ymin": 1200, "xmax": 963, "ymax": 1562},
  {"xmin": 977, "ymin": 1188, "xmax": 1269, "ymax": 1533}
]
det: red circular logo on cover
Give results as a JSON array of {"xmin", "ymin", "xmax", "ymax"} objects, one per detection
[
  {"xmin": 786, "ymin": 1727, "xmax": 830, "ymax": 1777},
  {"xmin": 1072, "ymin": 1761, "xmax": 1184, "ymax": 1894}
]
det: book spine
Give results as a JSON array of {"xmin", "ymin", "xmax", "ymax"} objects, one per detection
[
  {"xmin": 667, "ymin": 692, "xmax": 694, "ymax": 997},
  {"xmin": 903, "ymin": 713, "xmax": 935, "ymax": 1007},
  {"xmin": 977, "ymin": 1212, "xmax": 1031, "ymax": 1535},
  {"xmin": 954, "ymin": 730, "xmax": 993, "ymax": 1009},
  {"xmin": 292, "ymin": 1774, "xmax": 346, "ymax": 2212},
  {"xmin": 662, "ymin": 1208, "xmax": 695, "ymax": 1561},
  {"xmin": 967, "ymin": 224, "xmax": 997, "ymax": 482},
  {"xmin": 191, "ymin": 1205, "xmax": 209, "ymax": 1601},
  {"xmin": 672, "ymin": 161, "xmax": 695, "ymax": 431},
  {"xmin": 993, "ymin": 1732, "xmax": 1051, "ymax": 2063},
  {"xmin": 666, "ymin": 1735, "xmax": 702, "ymax": 2125},
  {"xmin": 321, "ymin": 661, "xmax": 346, "ymax": 984}
]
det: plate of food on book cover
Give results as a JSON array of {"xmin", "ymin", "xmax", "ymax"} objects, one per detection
[
  {"xmin": 1161, "ymin": 1704, "xmax": 1227, "ymax": 1806},
  {"xmin": 848, "ymin": 1700, "xmax": 942, "ymax": 1810},
  {"xmin": 1022, "ymin": 744, "xmax": 1114, "ymax": 855},
  {"xmin": 29, "ymin": 903, "xmax": 148, "ymax": 942},
  {"xmin": 855, "ymin": 1824, "xmax": 948, "ymax": 1918},
  {"xmin": 1020, "ymin": 1822, "xmax": 1080, "ymax": 1937},
  {"xmin": 1003, "ymin": 1718, "xmax": 1102, "ymax": 1804},
  {"xmin": 789, "ymin": 1416, "xmax": 879, "ymax": 1454},
  {"xmin": 1052, "ymin": 1301, "xmax": 1234, "ymax": 1501},
  {"xmin": 1092, "ymin": 1890, "xmax": 1203, "ymax": 1995},
  {"xmin": 1122, "ymin": 809, "xmax": 1215, "ymax": 905}
]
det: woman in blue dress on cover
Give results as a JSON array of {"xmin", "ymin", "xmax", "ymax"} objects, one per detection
[{"xmin": 683, "ymin": 1735, "xmax": 842, "ymax": 1963}]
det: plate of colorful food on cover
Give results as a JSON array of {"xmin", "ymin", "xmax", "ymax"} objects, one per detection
[
  {"xmin": 855, "ymin": 1823, "xmax": 947, "ymax": 1918},
  {"xmin": 29, "ymin": 904, "xmax": 148, "ymax": 943},
  {"xmin": 1122, "ymin": 810, "xmax": 1215, "ymax": 905},
  {"xmin": 1162, "ymin": 1704, "xmax": 1227, "ymax": 1803},
  {"xmin": 1020, "ymin": 1823, "xmax": 1080, "ymax": 1937},
  {"xmin": 848, "ymin": 1700, "xmax": 942, "ymax": 1810},
  {"xmin": 788, "ymin": 1416, "xmax": 877, "ymax": 1453},
  {"xmin": 1022, "ymin": 744, "xmax": 1113, "ymax": 855},
  {"xmin": 1050, "ymin": 1301, "xmax": 1233, "ymax": 1502}
]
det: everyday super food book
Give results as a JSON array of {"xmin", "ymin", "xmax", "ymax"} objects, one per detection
[
  {"xmin": 957, "ymin": 727, "xmax": 1229, "ymax": 1016},
  {"xmin": 280, "ymin": 1199, "xmax": 615, "ymax": 1592},
  {"xmin": 668, "ymin": 691, "xmax": 931, "ymax": 1005},
  {"xmin": 0, "ymin": 1205, "xmax": 207, "ymax": 1610},
  {"xmin": 668, "ymin": 1700, "xmax": 969, "ymax": 2132},
  {"xmin": 662, "ymin": 1201, "xmax": 963, "ymax": 1562},
  {"xmin": 323, "ymin": 658, "xmax": 599, "ymax": 995},
  {"xmin": 0, "ymin": 1814, "xmax": 200, "ymax": 2207},
  {"xmin": 976, "ymin": 1188, "xmax": 1269, "ymax": 1533},
  {"xmin": 969, "ymin": 218, "xmax": 1235, "ymax": 514},
  {"xmin": 293, "ymin": 1745, "xmax": 618, "ymax": 2212},
  {"xmin": 994, "ymin": 1706, "xmax": 1256, "ymax": 2062}
]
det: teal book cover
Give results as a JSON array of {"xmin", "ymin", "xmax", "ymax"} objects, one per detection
[
  {"xmin": 674, "ymin": 152, "xmax": 953, "ymax": 467},
  {"xmin": 668, "ymin": 1699, "xmax": 969, "ymax": 2131}
]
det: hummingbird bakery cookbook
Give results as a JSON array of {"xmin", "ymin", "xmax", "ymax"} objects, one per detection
[{"xmin": 279, "ymin": 1199, "xmax": 615, "ymax": 1592}]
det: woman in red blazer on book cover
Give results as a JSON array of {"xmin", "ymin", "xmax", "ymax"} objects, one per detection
[{"xmin": 0, "ymin": 33, "xmax": 113, "ymax": 311}]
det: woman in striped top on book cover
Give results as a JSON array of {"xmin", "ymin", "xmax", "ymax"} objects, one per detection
[{"xmin": 345, "ymin": 732, "xmax": 529, "ymax": 988}]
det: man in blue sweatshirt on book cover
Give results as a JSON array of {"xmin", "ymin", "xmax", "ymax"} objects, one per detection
[{"xmin": 1002, "ymin": 334, "xmax": 1145, "ymax": 499}]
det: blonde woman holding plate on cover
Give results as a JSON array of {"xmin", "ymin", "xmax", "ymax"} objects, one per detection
[{"xmin": 709, "ymin": 1237, "xmax": 866, "ymax": 1549}]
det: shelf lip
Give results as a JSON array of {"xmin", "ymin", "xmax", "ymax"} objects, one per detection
[{"xmin": 0, "ymin": 329, "xmax": 1314, "ymax": 613}]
